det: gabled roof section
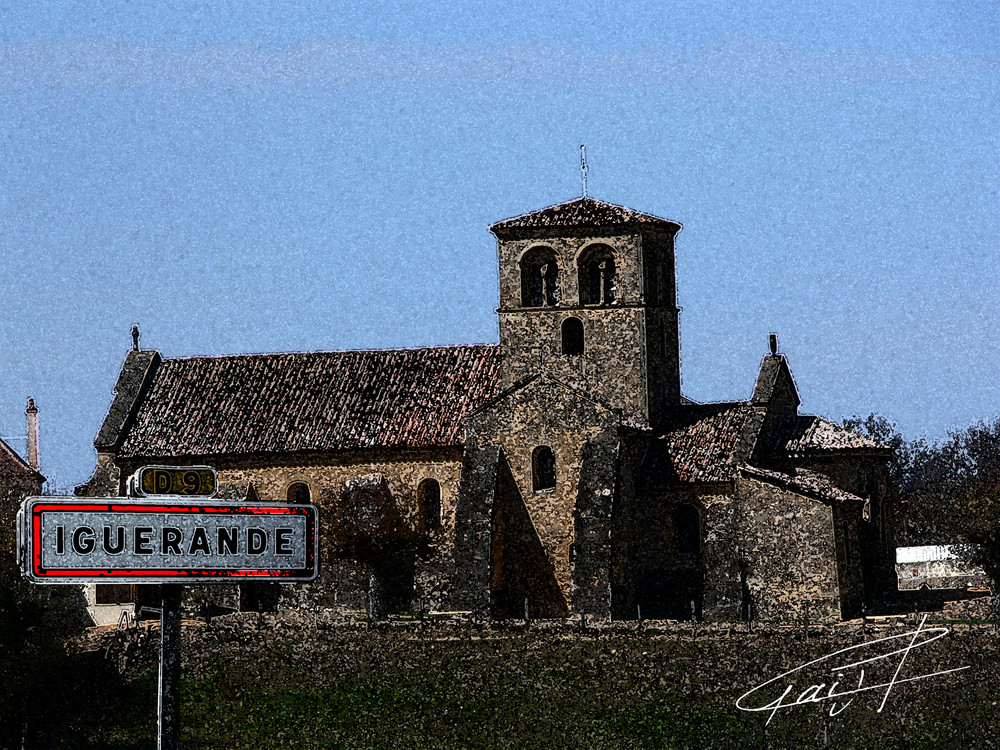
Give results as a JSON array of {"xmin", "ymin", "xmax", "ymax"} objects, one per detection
[
  {"xmin": 0, "ymin": 436, "xmax": 43, "ymax": 482},
  {"xmin": 469, "ymin": 372, "xmax": 618, "ymax": 420},
  {"xmin": 751, "ymin": 354, "xmax": 800, "ymax": 410},
  {"xmin": 94, "ymin": 350, "xmax": 162, "ymax": 452},
  {"xmin": 490, "ymin": 197, "xmax": 681, "ymax": 236},
  {"xmin": 116, "ymin": 344, "xmax": 502, "ymax": 459},
  {"xmin": 773, "ymin": 415, "xmax": 890, "ymax": 455},
  {"xmin": 639, "ymin": 402, "xmax": 761, "ymax": 485},
  {"xmin": 740, "ymin": 465, "xmax": 865, "ymax": 505}
]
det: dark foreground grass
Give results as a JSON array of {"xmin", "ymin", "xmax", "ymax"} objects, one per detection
[{"xmin": 25, "ymin": 621, "xmax": 1000, "ymax": 749}]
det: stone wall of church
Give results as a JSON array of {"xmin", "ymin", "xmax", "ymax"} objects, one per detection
[
  {"xmin": 496, "ymin": 231, "xmax": 656, "ymax": 426},
  {"xmin": 611, "ymin": 483, "xmax": 731, "ymax": 621},
  {"xmin": 644, "ymin": 308, "xmax": 682, "ymax": 420},
  {"xmin": 499, "ymin": 307, "xmax": 649, "ymax": 421},
  {"xmin": 109, "ymin": 448, "xmax": 464, "ymax": 615},
  {"xmin": 571, "ymin": 434, "xmax": 619, "ymax": 619},
  {"xmin": 708, "ymin": 476, "xmax": 844, "ymax": 623},
  {"xmin": 777, "ymin": 456, "xmax": 897, "ymax": 608},
  {"xmin": 463, "ymin": 379, "xmax": 620, "ymax": 619},
  {"xmin": 613, "ymin": 439, "xmax": 739, "ymax": 621},
  {"xmin": 640, "ymin": 230, "xmax": 681, "ymax": 414},
  {"xmin": 445, "ymin": 444, "xmax": 499, "ymax": 616}
]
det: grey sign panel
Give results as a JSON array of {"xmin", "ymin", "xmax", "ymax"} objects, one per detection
[{"xmin": 18, "ymin": 497, "xmax": 318, "ymax": 584}]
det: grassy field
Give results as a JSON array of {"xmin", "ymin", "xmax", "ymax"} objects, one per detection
[{"xmin": 24, "ymin": 616, "xmax": 1000, "ymax": 749}]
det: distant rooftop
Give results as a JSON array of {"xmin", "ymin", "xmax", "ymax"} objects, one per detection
[{"xmin": 0, "ymin": 434, "xmax": 43, "ymax": 481}]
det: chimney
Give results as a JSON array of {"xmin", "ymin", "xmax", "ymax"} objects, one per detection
[
  {"xmin": 25, "ymin": 397, "xmax": 39, "ymax": 472},
  {"xmin": 769, "ymin": 333, "xmax": 778, "ymax": 356}
]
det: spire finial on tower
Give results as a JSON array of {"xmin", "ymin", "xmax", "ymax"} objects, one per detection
[{"xmin": 580, "ymin": 144, "xmax": 588, "ymax": 198}]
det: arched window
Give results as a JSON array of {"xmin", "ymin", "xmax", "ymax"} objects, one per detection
[
  {"xmin": 418, "ymin": 479, "xmax": 441, "ymax": 532},
  {"xmin": 561, "ymin": 317, "xmax": 584, "ymax": 355},
  {"xmin": 288, "ymin": 482, "xmax": 311, "ymax": 505},
  {"xmin": 520, "ymin": 247, "xmax": 559, "ymax": 308},
  {"xmin": 532, "ymin": 446, "xmax": 556, "ymax": 492},
  {"xmin": 578, "ymin": 245, "xmax": 617, "ymax": 305},
  {"xmin": 675, "ymin": 505, "xmax": 701, "ymax": 556}
]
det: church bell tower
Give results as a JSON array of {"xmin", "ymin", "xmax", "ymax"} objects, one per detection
[{"xmin": 489, "ymin": 196, "xmax": 682, "ymax": 428}]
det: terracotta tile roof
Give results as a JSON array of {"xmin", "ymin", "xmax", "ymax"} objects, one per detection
[
  {"xmin": 490, "ymin": 197, "xmax": 681, "ymax": 235},
  {"xmin": 740, "ymin": 465, "xmax": 865, "ymax": 505},
  {"xmin": 117, "ymin": 345, "xmax": 502, "ymax": 459},
  {"xmin": 773, "ymin": 415, "xmax": 888, "ymax": 454},
  {"xmin": 639, "ymin": 403, "xmax": 760, "ymax": 485}
]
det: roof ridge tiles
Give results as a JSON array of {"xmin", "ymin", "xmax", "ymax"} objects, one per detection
[{"xmin": 159, "ymin": 342, "xmax": 499, "ymax": 362}]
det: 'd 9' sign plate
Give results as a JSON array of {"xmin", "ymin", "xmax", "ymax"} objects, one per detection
[{"xmin": 137, "ymin": 466, "xmax": 217, "ymax": 497}]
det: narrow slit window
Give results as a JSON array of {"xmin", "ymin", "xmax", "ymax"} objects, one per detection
[
  {"xmin": 532, "ymin": 446, "xmax": 556, "ymax": 492},
  {"xmin": 675, "ymin": 505, "xmax": 701, "ymax": 556},
  {"xmin": 561, "ymin": 317, "xmax": 584, "ymax": 355},
  {"xmin": 418, "ymin": 479, "xmax": 442, "ymax": 531}
]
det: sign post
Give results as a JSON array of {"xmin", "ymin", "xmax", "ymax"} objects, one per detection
[
  {"xmin": 158, "ymin": 583, "xmax": 182, "ymax": 750},
  {"xmin": 17, "ymin": 466, "xmax": 318, "ymax": 750}
]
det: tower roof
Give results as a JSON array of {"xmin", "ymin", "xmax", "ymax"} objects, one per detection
[{"xmin": 490, "ymin": 197, "xmax": 681, "ymax": 236}]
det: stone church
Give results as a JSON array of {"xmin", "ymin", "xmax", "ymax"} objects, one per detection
[{"xmin": 77, "ymin": 196, "xmax": 896, "ymax": 623}]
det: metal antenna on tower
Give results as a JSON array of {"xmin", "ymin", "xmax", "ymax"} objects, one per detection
[{"xmin": 580, "ymin": 145, "xmax": 588, "ymax": 198}]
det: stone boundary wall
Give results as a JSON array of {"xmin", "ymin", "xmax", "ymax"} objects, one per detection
[{"xmin": 72, "ymin": 600, "xmax": 997, "ymax": 682}]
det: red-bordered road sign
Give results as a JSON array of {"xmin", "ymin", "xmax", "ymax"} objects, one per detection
[{"xmin": 17, "ymin": 497, "xmax": 318, "ymax": 583}]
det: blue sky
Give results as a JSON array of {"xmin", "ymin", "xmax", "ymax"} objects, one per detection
[{"xmin": 1, "ymin": 1, "xmax": 998, "ymax": 489}]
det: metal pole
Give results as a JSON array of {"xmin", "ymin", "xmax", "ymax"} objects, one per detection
[{"xmin": 158, "ymin": 583, "xmax": 182, "ymax": 750}]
